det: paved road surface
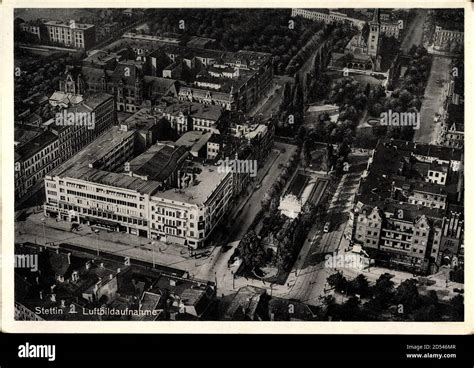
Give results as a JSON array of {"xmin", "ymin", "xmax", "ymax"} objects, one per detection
[
  {"xmin": 401, "ymin": 9, "xmax": 428, "ymax": 52},
  {"xmin": 414, "ymin": 56, "xmax": 451, "ymax": 144}
]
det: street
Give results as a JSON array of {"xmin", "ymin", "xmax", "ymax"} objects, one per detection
[
  {"xmin": 401, "ymin": 9, "xmax": 428, "ymax": 53},
  {"xmin": 414, "ymin": 56, "xmax": 451, "ymax": 144}
]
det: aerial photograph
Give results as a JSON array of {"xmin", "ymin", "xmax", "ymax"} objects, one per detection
[{"xmin": 13, "ymin": 7, "xmax": 464, "ymax": 322}]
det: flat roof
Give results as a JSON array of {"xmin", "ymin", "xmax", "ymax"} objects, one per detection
[
  {"xmin": 49, "ymin": 127, "xmax": 166, "ymax": 195},
  {"xmin": 122, "ymin": 108, "xmax": 158, "ymax": 131},
  {"xmin": 15, "ymin": 129, "xmax": 58, "ymax": 160},
  {"xmin": 175, "ymin": 131, "xmax": 206, "ymax": 148},
  {"xmin": 153, "ymin": 161, "xmax": 229, "ymax": 205}
]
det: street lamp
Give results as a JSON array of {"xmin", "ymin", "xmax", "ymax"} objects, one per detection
[
  {"xmin": 95, "ymin": 231, "xmax": 100, "ymax": 256},
  {"xmin": 41, "ymin": 217, "xmax": 47, "ymax": 246},
  {"xmin": 151, "ymin": 241, "xmax": 156, "ymax": 268}
]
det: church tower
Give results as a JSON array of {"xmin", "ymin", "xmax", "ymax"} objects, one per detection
[{"xmin": 368, "ymin": 9, "xmax": 381, "ymax": 58}]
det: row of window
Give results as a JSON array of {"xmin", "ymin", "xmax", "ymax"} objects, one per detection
[
  {"xmin": 61, "ymin": 203, "xmax": 148, "ymax": 226},
  {"xmin": 65, "ymin": 190, "xmax": 138, "ymax": 208}
]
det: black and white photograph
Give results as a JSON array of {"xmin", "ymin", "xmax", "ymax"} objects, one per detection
[{"xmin": 8, "ymin": 5, "xmax": 466, "ymax": 327}]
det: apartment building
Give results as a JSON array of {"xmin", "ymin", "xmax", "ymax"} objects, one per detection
[
  {"xmin": 440, "ymin": 123, "xmax": 464, "ymax": 149},
  {"xmin": 15, "ymin": 93, "xmax": 113, "ymax": 204},
  {"xmin": 354, "ymin": 204, "xmax": 443, "ymax": 273},
  {"xmin": 291, "ymin": 8, "xmax": 366, "ymax": 30},
  {"xmin": 44, "ymin": 19, "xmax": 96, "ymax": 50},
  {"xmin": 48, "ymin": 93, "xmax": 115, "ymax": 162},
  {"xmin": 292, "ymin": 8, "xmax": 401, "ymax": 38},
  {"xmin": 19, "ymin": 21, "xmax": 42, "ymax": 41},
  {"xmin": 15, "ymin": 129, "xmax": 60, "ymax": 200},
  {"xmin": 161, "ymin": 101, "xmax": 223, "ymax": 135},
  {"xmin": 433, "ymin": 25, "xmax": 463, "ymax": 51},
  {"xmin": 353, "ymin": 140, "xmax": 463, "ymax": 274}
]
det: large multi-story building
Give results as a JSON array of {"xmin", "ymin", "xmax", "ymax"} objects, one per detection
[
  {"xmin": 292, "ymin": 8, "xmax": 401, "ymax": 39},
  {"xmin": 291, "ymin": 8, "xmax": 366, "ymax": 29},
  {"xmin": 160, "ymin": 101, "xmax": 223, "ymax": 135},
  {"xmin": 44, "ymin": 126, "xmax": 233, "ymax": 249},
  {"xmin": 353, "ymin": 140, "xmax": 463, "ymax": 273},
  {"xmin": 44, "ymin": 19, "xmax": 96, "ymax": 50},
  {"xmin": 15, "ymin": 129, "xmax": 60, "ymax": 201},
  {"xmin": 15, "ymin": 93, "xmax": 114, "ymax": 203},
  {"xmin": 19, "ymin": 20, "xmax": 43, "ymax": 41},
  {"xmin": 432, "ymin": 25, "xmax": 463, "ymax": 51},
  {"xmin": 82, "ymin": 62, "xmax": 179, "ymax": 113},
  {"xmin": 81, "ymin": 39, "xmax": 273, "ymax": 113},
  {"xmin": 48, "ymin": 93, "xmax": 116, "ymax": 162},
  {"xmin": 176, "ymin": 50, "xmax": 273, "ymax": 112}
]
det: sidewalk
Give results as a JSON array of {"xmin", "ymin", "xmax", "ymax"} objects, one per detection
[{"xmin": 16, "ymin": 212, "xmax": 208, "ymax": 275}]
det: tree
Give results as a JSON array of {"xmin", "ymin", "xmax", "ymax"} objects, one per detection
[
  {"xmin": 280, "ymin": 82, "xmax": 292, "ymax": 111},
  {"xmin": 240, "ymin": 230, "xmax": 266, "ymax": 270},
  {"xmin": 327, "ymin": 272, "xmax": 348, "ymax": 292},
  {"xmin": 339, "ymin": 296, "xmax": 362, "ymax": 321},
  {"xmin": 349, "ymin": 274, "xmax": 370, "ymax": 298},
  {"xmin": 393, "ymin": 279, "xmax": 420, "ymax": 314},
  {"xmin": 372, "ymin": 273, "xmax": 395, "ymax": 307},
  {"xmin": 275, "ymin": 237, "xmax": 293, "ymax": 271}
]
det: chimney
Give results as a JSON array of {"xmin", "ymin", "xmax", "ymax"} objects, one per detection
[
  {"xmin": 67, "ymin": 252, "xmax": 71, "ymax": 265},
  {"xmin": 50, "ymin": 284, "xmax": 56, "ymax": 293},
  {"xmin": 60, "ymin": 299, "xmax": 66, "ymax": 308},
  {"xmin": 117, "ymin": 267, "xmax": 121, "ymax": 273},
  {"xmin": 109, "ymin": 273, "xmax": 113, "ymax": 280},
  {"xmin": 100, "ymin": 262, "xmax": 104, "ymax": 268},
  {"xmin": 50, "ymin": 294, "xmax": 56, "ymax": 302}
]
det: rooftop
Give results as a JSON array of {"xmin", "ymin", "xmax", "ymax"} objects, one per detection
[
  {"xmin": 122, "ymin": 108, "xmax": 159, "ymax": 131},
  {"xmin": 128, "ymin": 143, "xmax": 189, "ymax": 182},
  {"xmin": 356, "ymin": 140, "xmax": 455, "ymax": 221},
  {"xmin": 48, "ymin": 126, "xmax": 166, "ymax": 195},
  {"xmin": 153, "ymin": 160, "xmax": 230, "ymax": 205},
  {"xmin": 163, "ymin": 101, "xmax": 223, "ymax": 122},
  {"xmin": 15, "ymin": 129, "xmax": 58, "ymax": 161},
  {"xmin": 44, "ymin": 19, "xmax": 95, "ymax": 30}
]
